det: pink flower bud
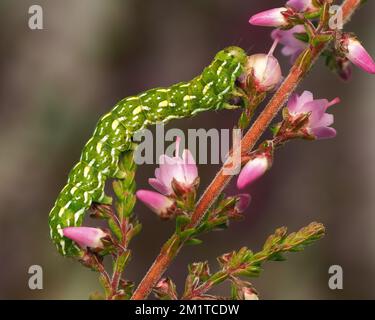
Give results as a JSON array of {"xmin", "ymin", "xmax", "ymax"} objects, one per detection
[
  {"xmin": 136, "ymin": 190, "xmax": 175, "ymax": 218},
  {"xmin": 344, "ymin": 37, "xmax": 375, "ymax": 74},
  {"xmin": 249, "ymin": 8, "xmax": 289, "ymax": 27},
  {"xmin": 246, "ymin": 53, "xmax": 282, "ymax": 92},
  {"xmin": 235, "ymin": 194, "xmax": 252, "ymax": 213},
  {"xmin": 63, "ymin": 227, "xmax": 107, "ymax": 249},
  {"xmin": 286, "ymin": 0, "xmax": 315, "ymax": 12},
  {"xmin": 237, "ymin": 155, "xmax": 270, "ymax": 189}
]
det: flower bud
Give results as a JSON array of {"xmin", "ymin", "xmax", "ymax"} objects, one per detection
[
  {"xmin": 249, "ymin": 8, "xmax": 289, "ymax": 27},
  {"xmin": 286, "ymin": 0, "xmax": 315, "ymax": 12},
  {"xmin": 63, "ymin": 227, "xmax": 107, "ymax": 250},
  {"xmin": 235, "ymin": 194, "xmax": 252, "ymax": 213},
  {"xmin": 153, "ymin": 278, "xmax": 177, "ymax": 300},
  {"xmin": 245, "ymin": 54, "xmax": 282, "ymax": 92},
  {"xmin": 341, "ymin": 36, "xmax": 375, "ymax": 74},
  {"xmin": 136, "ymin": 190, "xmax": 175, "ymax": 219},
  {"xmin": 237, "ymin": 154, "xmax": 271, "ymax": 189}
]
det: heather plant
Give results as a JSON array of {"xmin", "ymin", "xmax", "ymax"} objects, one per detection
[{"xmin": 49, "ymin": 0, "xmax": 374, "ymax": 299}]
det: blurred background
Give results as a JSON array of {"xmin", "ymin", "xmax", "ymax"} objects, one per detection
[{"xmin": 0, "ymin": 0, "xmax": 374, "ymax": 299}]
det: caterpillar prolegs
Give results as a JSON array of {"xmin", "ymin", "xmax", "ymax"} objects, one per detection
[{"xmin": 48, "ymin": 46, "xmax": 248, "ymax": 256}]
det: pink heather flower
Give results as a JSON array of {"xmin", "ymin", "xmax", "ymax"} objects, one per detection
[
  {"xmin": 235, "ymin": 194, "xmax": 252, "ymax": 213},
  {"xmin": 343, "ymin": 37, "xmax": 375, "ymax": 74},
  {"xmin": 237, "ymin": 155, "xmax": 270, "ymax": 190},
  {"xmin": 149, "ymin": 137, "xmax": 198, "ymax": 195},
  {"xmin": 246, "ymin": 49, "xmax": 282, "ymax": 92},
  {"xmin": 136, "ymin": 190, "xmax": 174, "ymax": 217},
  {"xmin": 286, "ymin": 0, "xmax": 315, "ymax": 12},
  {"xmin": 272, "ymin": 25, "xmax": 308, "ymax": 63},
  {"xmin": 63, "ymin": 227, "xmax": 107, "ymax": 249},
  {"xmin": 287, "ymin": 91, "xmax": 340, "ymax": 139},
  {"xmin": 249, "ymin": 7, "xmax": 289, "ymax": 27}
]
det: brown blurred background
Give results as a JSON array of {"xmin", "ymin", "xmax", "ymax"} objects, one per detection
[{"xmin": 0, "ymin": 0, "xmax": 374, "ymax": 299}]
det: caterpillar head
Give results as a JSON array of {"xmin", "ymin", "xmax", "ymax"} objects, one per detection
[{"xmin": 215, "ymin": 46, "xmax": 247, "ymax": 66}]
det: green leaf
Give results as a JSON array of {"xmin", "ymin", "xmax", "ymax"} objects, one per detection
[
  {"xmin": 185, "ymin": 238, "xmax": 203, "ymax": 246},
  {"xmin": 293, "ymin": 32, "xmax": 309, "ymax": 43},
  {"xmin": 108, "ymin": 219, "xmax": 122, "ymax": 240},
  {"xmin": 175, "ymin": 215, "xmax": 191, "ymax": 234}
]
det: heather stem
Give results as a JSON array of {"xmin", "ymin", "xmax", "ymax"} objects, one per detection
[{"xmin": 131, "ymin": 0, "xmax": 362, "ymax": 300}]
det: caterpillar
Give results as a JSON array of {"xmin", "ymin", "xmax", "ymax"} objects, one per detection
[{"xmin": 49, "ymin": 46, "xmax": 248, "ymax": 257}]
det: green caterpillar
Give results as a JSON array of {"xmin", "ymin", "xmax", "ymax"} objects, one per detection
[{"xmin": 49, "ymin": 46, "xmax": 248, "ymax": 257}]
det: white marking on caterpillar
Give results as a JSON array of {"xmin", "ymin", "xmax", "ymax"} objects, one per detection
[
  {"xmin": 96, "ymin": 142, "xmax": 103, "ymax": 153},
  {"xmin": 132, "ymin": 106, "xmax": 143, "ymax": 115},
  {"xmin": 180, "ymin": 83, "xmax": 190, "ymax": 88},
  {"xmin": 83, "ymin": 166, "xmax": 91, "ymax": 178},
  {"xmin": 74, "ymin": 208, "xmax": 85, "ymax": 224},
  {"xmin": 64, "ymin": 200, "xmax": 72, "ymax": 210},
  {"xmin": 233, "ymin": 62, "xmax": 241, "ymax": 77},
  {"xmin": 217, "ymin": 60, "xmax": 228, "ymax": 75},
  {"xmin": 183, "ymin": 95, "xmax": 196, "ymax": 101},
  {"xmin": 58, "ymin": 207, "xmax": 65, "ymax": 217},
  {"xmin": 158, "ymin": 100, "xmax": 169, "ymax": 107},
  {"xmin": 111, "ymin": 119, "xmax": 120, "ymax": 130},
  {"xmin": 156, "ymin": 89, "xmax": 170, "ymax": 93},
  {"xmin": 83, "ymin": 191, "xmax": 89, "ymax": 203},
  {"xmin": 60, "ymin": 240, "xmax": 66, "ymax": 255},
  {"xmin": 126, "ymin": 96, "xmax": 139, "ymax": 101},
  {"xmin": 203, "ymin": 82, "xmax": 214, "ymax": 95},
  {"xmin": 219, "ymin": 86, "xmax": 231, "ymax": 97},
  {"xmin": 57, "ymin": 224, "xmax": 64, "ymax": 237}
]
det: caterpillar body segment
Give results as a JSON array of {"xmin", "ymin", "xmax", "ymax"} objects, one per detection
[{"xmin": 49, "ymin": 46, "xmax": 248, "ymax": 256}]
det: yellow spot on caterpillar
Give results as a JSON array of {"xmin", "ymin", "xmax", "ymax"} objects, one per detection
[
  {"xmin": 70, "ymin": 187, "xmax": 77, "ymax": 195},
  {"xmin": 58, "ymin": 207, "xmax": 65, "ymax": 217},
  {"xmin": 74, "ymin": 208, "xmax": 85, "ymax": 224},
  {"xmin": 96, "ymin": 142, "xmax": 103, "ymax": 153},
  {"xmin": 203, "ymin": 82, "xmax": 213, "ymax": 95},
  {"xmin": 57, "ymin": 224, "xmax": 64, "ymax": 237},
  {"xmin": 111, "ymin": 119, "xmax": 120, "ymax": 130},
  {"xmin": 101, "ymin": 113, "xmax": 111, "ymax": 120},
  {"xmin": 156, "ymin": 89, "xmax": 170, "ymax": 93},
  {"xmin": 180, "ymin": 83, "xmax": 190, "ymax": 88},
  {"xmin": 158, "ymin": 100, "xmax": 169, "ymax": 107},
  {"xmin": 217, "ymin": 60, "xmax": 228, "ymax": 75},
  {"xmin": 132, "ymin": 106, "xmax": 143, "ymax": 115},
  {"xmin": 84, "ymin": 166, "xmax": 91, "ymax": 177},
  {"xmin": 127, "ymin": 96, "xmax": 139, "ymax": 101},
  {"xmin": 60, "ymin": 240, "xmax": 66, "ymax": 254},
  {"xmin": 183, "ymin": 95, "xmax": 196, "ymax": 101}
]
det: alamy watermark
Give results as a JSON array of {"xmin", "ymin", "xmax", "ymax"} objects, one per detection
[
  {"xmin": 133, "ymin": 125, "xmax": 243, "ymax": 175},
  {"xmin": 328, "ymin": 265, "xmax": 343, "ymax": 290},
  {"xmin": 28, "ymin": 265, "xmax": 43, "ymax": 290},
  {"xmin": 28, "ymin": 5, "xmax": 43, "ymax": 30}
]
